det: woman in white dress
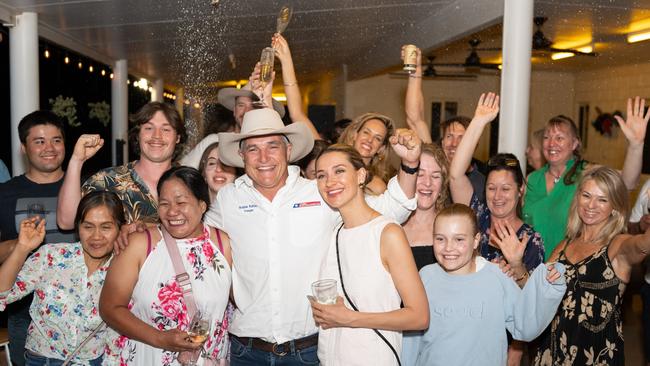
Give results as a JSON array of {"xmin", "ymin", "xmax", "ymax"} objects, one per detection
[
  {"xmin": 100, "ymin": 166, "xmax": 232, "ymax": 365},
  {"xmin": 309, "ymin": 143, "xmax": 429, "ymax": 366}
]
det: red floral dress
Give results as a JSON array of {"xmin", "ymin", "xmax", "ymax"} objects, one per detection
[{"xmin": 104, "ymin": 225, "xmax": 231, "ymax": 365}]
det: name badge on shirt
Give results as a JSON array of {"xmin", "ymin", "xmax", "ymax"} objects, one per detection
[
  {"xmin": 292, "ymin": 201, "xmax": 321, "ymax": 208},
  {"xmin": 238, "ymin": 204, "xmax": 258, "ymax": 213}
]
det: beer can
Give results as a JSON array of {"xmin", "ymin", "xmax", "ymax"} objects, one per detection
[{"xmin": 403, "ymin": 44, "xmax": 418, "ymax": 74}]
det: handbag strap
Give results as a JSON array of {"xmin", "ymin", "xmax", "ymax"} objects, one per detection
[
  {"xmin": 61, "ymin": 322, "xmax": 106, "ymax": 366},
  {"xmin": 162, "ymin": 226, "xmax": 198, "ymax": 318},
  {"xmin": 335, "ymin": 224, "xmax": 401, "ymax": 366}
]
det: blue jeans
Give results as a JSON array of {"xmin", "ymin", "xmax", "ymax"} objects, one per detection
[
  {"xmin": 8, "ymin": 302, "xmax": 31, "ymax": 366},
  {"xmin": 24, "ymin": 351, "xmax": 102, "ymax": 366},
  {"xmin": 230, "ymin": 335, "xmax": 319, "ymax": 366}
]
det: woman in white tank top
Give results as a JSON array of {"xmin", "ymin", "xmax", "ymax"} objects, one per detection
[{"xmin": 309, "ymin": 143, "xmax": 429, "ymax": 366}]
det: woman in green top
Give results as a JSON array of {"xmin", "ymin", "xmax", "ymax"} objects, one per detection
[{"xmin": 523, "ymin": 97, "xmax": 649, "ymax": 259}]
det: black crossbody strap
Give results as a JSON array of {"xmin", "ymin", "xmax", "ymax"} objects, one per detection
[{"xmin": 335, "ymin": 224, "xmax": 401, "ymax": 366}]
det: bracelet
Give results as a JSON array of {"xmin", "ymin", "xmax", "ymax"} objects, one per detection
[
  {"xmin": 400, "ymin": 162, "xmax": 420, "ymax": 175},
  {"xmin": 283, "ymin": 81, "xmax": 298, "ymax": 86},
  {"xmin": 409, "ymin": 74, "xmax": 422, "ymax": 78}
]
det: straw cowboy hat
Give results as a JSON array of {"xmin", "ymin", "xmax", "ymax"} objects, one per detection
[
  {"xmin": 218, "ymin": 108, "xmax": 314, "ymax": 168},
  {"xmin": 217, "ymin": 87, "xmax": 286, "ymax": 117}
]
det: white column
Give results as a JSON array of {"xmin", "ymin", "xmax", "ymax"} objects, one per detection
[
  {"xmin": 498, "ymin": 0, "xmax": 533, "ymax": 171},
  {"xmin": 175, "ymin": 87, "xmax": 185, "ymax": 119},
  {"xmin": 151, "ymin": 78, "xmax": 164, "ymax": 102},
  {"xmin": 111, "ymin": 59, "xmax": 128, "ymax": 166},
  {"xmin": 9, "ymin": 12, "xmax": 39, "ymax": 176}
]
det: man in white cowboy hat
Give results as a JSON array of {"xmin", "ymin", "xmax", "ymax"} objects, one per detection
[
  {"xmin": 179, "ymin": 84, "xmax": 287, "ymax": 169},
  {"xmin": 204, "ymin": 108, "xmax": 422, "ymax": 365}
]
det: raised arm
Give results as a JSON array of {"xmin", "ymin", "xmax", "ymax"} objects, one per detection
[
  {"xmin": 57, "ymin": 134, "xmax": 104, "ymax": 229},
  {"xmin": 616, "ymin": 96, "xmax": 649, "ymax": 190},
  {"xmin": 449, "ymin": 93, "xmax": 499, "ymax": 205},
  {"xmin": 611, "ymin": 230, "xmax": 650, "ymax": 282},
  {"xmin": 403, "ymin": 46, "xmax": 432, "ymax": 144},
  {"xmin": 0, "ymin": 218, "xmax": 45, "ymax": 293},
  {"xmin": 99, "ymin": 231, "xmax": 201, "ymax": 353},
  {"xmin": 272, "ymin": 33, "xmax": 321, "ymax": 140},
  {"xmin": 310, "ymin": 224, "xmax": 429, "ymax": 331}
]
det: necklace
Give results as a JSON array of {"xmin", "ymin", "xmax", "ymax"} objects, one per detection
[{"xmin": 547, "ymin": 169, "xmax": 562, "ymax": 184}]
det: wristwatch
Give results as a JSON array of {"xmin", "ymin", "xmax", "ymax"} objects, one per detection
[{"xmin": 400, "ymin": 162, "xmax": 420, "ymax": 175}]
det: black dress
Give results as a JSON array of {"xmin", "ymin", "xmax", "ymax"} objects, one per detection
[
  {"xmin": 533, "ymin": 244, "xmax": 625, "ymax": 366},
  {"xmin": 410, "ymin": 245, "xmax": 436, "ymax": 271}
]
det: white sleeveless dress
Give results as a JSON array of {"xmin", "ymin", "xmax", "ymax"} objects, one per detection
[
  {"xmin": 105, "ymin": 225, "xmax": 231, "ymax": 366},
  {"xmin": 317, "ymin": 215, "xmax": 402, "ymax": 366}
]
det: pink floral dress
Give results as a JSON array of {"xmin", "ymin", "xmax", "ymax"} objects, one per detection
[{"xmin": 104, "ymin": 225, "xmax": 231, "ymax": 365}]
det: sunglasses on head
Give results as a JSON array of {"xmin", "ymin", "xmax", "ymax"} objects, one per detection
[{"xmin": 487, "ymin": 156, "xmax": 519, "ymax": 167}]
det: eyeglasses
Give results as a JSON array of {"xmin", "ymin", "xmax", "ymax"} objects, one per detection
[{"xmin": 487, "ymin": 156, "xmax": 519, "ymax": 167}]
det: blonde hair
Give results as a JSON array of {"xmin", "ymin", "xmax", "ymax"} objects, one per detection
[
  {"xmin": 421, "ymin": 143, "xmax": 451, "ymax": 212},
  {"xmin": 435, "ymin": 203, "xmax": 479, "ymax": 257},
  {"xmin": 565, "ymin": 167, "xmax": 629, "ymax": 246},
  {"xmin": 338, "ymin": 112, "xmax": 395, "ymax": 182}
]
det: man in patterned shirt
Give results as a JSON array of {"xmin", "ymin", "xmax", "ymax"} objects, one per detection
[{"xmin": 56, "ymin": 102, "xmax": 186, "ymax": 250}]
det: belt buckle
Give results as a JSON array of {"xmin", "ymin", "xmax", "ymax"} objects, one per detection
[{"xmin": 272, "ymin": 342, "xmax": 288, "ymax": 356}]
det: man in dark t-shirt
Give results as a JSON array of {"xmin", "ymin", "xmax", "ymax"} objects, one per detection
[{"xmin": 0, "ymin": 111, "xmax": 74, "ymax": 366}]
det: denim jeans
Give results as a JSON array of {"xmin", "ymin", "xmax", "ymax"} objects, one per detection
[
  {"xmin": 24, "ymin": 351, "xmax": 102, "ymax": 366},
  {"xmin": 8, "ymin": 301, "xmax": 31, "ymax": 366},
  {"xmin": 230, "ymin": 335, "xmax": 319, "ymax": 366}
]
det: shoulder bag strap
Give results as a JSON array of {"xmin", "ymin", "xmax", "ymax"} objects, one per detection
[
  {"xmin": 162, "ymin": 226, "xmax": 198, "ymax": 318},
  {"xmin": 335, "ymin": 224, "xmax": 401, "ymax": 366},
  {"xmin": 61, "ymin": 321, "xmax": 106, "ymax": 366}
]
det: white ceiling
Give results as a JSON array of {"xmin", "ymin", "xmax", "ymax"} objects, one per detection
[{"xmin": 1, "ymin": 0, "xmax": 650, "ymax": 92}]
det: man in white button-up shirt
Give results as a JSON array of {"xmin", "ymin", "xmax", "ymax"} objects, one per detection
[{"xmin": 205, "ymin": 108, "xmax": 420, "ymax": 365}]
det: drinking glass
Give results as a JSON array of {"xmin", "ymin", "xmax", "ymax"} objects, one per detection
[
  {"xmin": 276, "ymin": 6, "xmax": 293, "ymax": 35},
  {"xmin": 311, "ymin": 279, "xmax": 338, "ymax": 305},
  {"xmin": 185, "ymin": 312, "xmax": 210, "ymax": 366},
  {"xmin": 27, "ymin": 202, "xmax": 46, "ymax": 225},
  {"xmin": 252, "ymin": 47, "xmax": 275, "ymax": 108}
]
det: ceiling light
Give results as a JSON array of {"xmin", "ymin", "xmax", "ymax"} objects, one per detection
[
  {"xmin": 64, "ymin": 56, "xmax": 69, "ymax": 64},
  {"xmin": 101, "ymin": 69, "xmax": 106, "ymax": 76},
  {"xmin": 628, "ymin": 30, "xmax": 650, "ymax": 43},
  {"xmin": 551, "ymin": 52, "xmax": 574, "ymax": 61},
  {"xmin": 44, "ymin": 49, "xmax": 50, "ymax": 58},
  {"xmin": 576, "ymin": 45, "xmax": 593, "ymax": 53},
  {"xmin": 110, "ymin": 73, "xmax": 114, "ymax": 79},
  {"xmin": 78, "ymin": 61, "xmax": 83, "ymax": 69},
  {"xmin": 89, "ymin": 65, "xmax": 94, "ymax": 72}
]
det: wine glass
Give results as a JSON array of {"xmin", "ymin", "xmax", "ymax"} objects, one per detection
[
  {"xmin": 186, "ymin": 312, "xmax": 210, "ymax": 366},
  {"xmin": 276, "ymin": 5, "xmax": 293, "ymax": 35},
  {"xmin": 251, "ymin": 47, "xmax": 275, "ymax": 108},
  {"xmin": 27, "ymin": 202, "xmax": 46, "ymax": 225}
]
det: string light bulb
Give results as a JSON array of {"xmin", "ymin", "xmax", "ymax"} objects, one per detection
[
  {"xmin": 78, "ymin": 61, "xmax": 83, "ymax": 69},
  {"xmin": 89, "ymin": 65, "xmax": 94, "ymax": 72},
  {"xmin": 64, "ymin": 56, "xmax": 69, "ymax": 64},
  {"xmin": 101, "ymin": 69, "xmax": 106, "ymax": 76},
  {"xmin": 110, "ymin": 73, "xmax": 114, "ymax": 79},
  {"xmin": 44, "ymin": 49, "xmax": 50, "ymax": 58}
]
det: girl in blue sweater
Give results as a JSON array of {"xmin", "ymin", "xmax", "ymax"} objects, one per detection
[{"xmin": 402, "ymin": 204, "xmax": 566, "ymax": 366}]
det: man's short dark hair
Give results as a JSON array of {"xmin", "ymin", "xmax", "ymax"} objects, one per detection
[
  {"xmin": 18, "ymin": 110, "xmax": 65, "ymax": 144},
  {"xmin": 128, "ymin": 101, "xmax": 187, "ymax": 158},
  {"xmin": 440, "ymin": 116, "xmax": 472, "ymax": 136}
]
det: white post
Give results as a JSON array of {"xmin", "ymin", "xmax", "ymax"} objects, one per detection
[
  {"xmin": 9, "ymin": 12, "xmax": 39, "ymax": 176},
  {"xmin": 175, "ymin": 87, "xmax": 185, "ymax": 119},
  {"xmin": 498, "ymin": 0, "xmax": 533, "ymax": 171},
  {"xmin": 111, "ymin": 59, "xmax": 128, "ymax": 166},
  {"xmin": 151, "ymin": 79, "xmax": 164, "ymax": 102}
]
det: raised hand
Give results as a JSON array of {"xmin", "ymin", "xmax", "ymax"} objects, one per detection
[
  {"xmin": 16, "ymin": 217, "xmax": 46, "ymax": 253},
  {"xmin": 616, "ymin": 96, "xmax": 650, "ymax": 147},
  {"xmin": 472, "ymin": 92, "xmax": 500, "ymax": 126},
  {"xmin": 72, "ymin": 134, "xmax": 104, "ymax": 163},
  {"xmin": 490, "ymin": 221, "xmax": 527, "ymax": 267},
  {"xmin": 272, "ymin": 33, "xmax": 291, "ymax": 64},
  {"xmin": 389, "ymin": 128, "xmax": 422, "ymax": 166}
]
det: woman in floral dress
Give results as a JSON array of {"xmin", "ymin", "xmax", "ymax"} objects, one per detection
[
  {"xmin": 0, "ymin": 191, "xmax": 124, "ymax": 365},
  {"xmin": 534, "ymin": 167, "xmax": 650, "ymax": 365},
  {"xmin": 100, "ymin": 167, "xmax": 232, "ymax": 365}
]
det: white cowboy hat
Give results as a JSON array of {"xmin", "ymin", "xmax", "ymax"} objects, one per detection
[
  {"xmin": 218, "ymin": 108, "xmax": 314, "ymax": 168},
  {"xmin": 217, "ymin": 87, "xmax": 286, "ymax": 117}
]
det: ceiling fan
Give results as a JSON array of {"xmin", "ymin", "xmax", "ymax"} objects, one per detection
[
  {"xmin": 390, "ymin": 55, "xmax": 478, "ymax": 79},
  {"xmin": 479, "ymin": 17, "xmax": 598, "ymax": 57},
  {"xmin": 431, "ymin": 39, "xmax": 501, "ymax": 71}
]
